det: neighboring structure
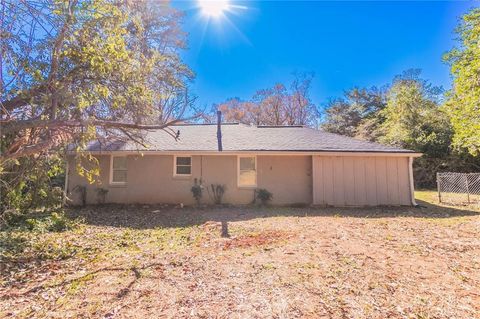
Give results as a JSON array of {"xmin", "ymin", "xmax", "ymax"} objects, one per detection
[{"xmin": 66, "ymin": 122, "xmax": 421, "ymax": 206}]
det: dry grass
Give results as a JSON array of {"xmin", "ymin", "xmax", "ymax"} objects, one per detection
[
  {"xmin": 1, "ymin": 191, "xmax": 480, "ymax": 318},
  {"xmin": 416, "ymin": 189, "xmax": 480, "ymax": 208}
]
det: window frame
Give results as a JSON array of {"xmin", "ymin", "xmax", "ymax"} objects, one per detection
[
  {"xmin": 173, "ymin": 155, "xmax": 192, "ymax": 177},
  {"xmin": 110, "ymin": 155, "xmax": 128, "ymax": 185},
  {"xmin": 237, "ymin": 155, "xmax": 257, "ymax": 188}
]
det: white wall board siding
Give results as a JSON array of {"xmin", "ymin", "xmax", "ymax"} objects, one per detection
[{"xmin": 313, "ymin": 155, "xmax": 412, "ymax": 206}]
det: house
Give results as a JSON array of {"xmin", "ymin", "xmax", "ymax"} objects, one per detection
[{"xmin": 66, "ymin": 122, "xmax": 421, "ymax": 206}]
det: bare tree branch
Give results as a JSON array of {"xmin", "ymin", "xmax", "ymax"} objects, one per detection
[{"xmin": 1, "ymin": 118, "xmax": 183, "ymax": 135}]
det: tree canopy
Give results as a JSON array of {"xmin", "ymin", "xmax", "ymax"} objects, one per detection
[
  {"xmin": 444, "ymin": 8, "xmax": 480, "ymax": 156},
  {"xmin": 321, "ymin": 87, "xmax": 386, "ymax": 138},
  {"xmin": 0, "ymin": 0, "xmax": 194, "ymax": 162},
  {"xmin": 321, "ymin": 68, "xmax": 480, "ymax": 187},
  {"xmin": 378, "ymin": 70, "xmax": 449, "ymax": 155},
  {"xmin": 0, "ymin": 0, "xmax": 195, "ymax": 213},
  {"xmin": 214, "ymin": 72, "xmax": 319, "ymax": 127}
]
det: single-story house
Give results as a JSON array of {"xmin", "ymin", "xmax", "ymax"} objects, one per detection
[{"xmin": 66, "ymin": 122, "xmax": 421, "ymax": 206}]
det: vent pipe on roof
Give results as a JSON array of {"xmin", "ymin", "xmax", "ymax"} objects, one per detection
[{"xmin": 217, "ymin": 110, "xmax": 223, "ymax": 151}]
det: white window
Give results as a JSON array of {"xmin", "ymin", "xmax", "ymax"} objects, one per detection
[
  {"xmin": 238, "ymin": 156, "xmax": 256, "ymax": 187},
  {"xmin": 110, "ymin": 156, "xmax": 127, "ymax": 184},
  {"xmin": 174, "ymin": 156, "xmax": 192, "ymax": 176}
]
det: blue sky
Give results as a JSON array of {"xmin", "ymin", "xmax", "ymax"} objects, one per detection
[{"xmin": 173, "ymin": 1, "xmax": 478, "ymax": 110}]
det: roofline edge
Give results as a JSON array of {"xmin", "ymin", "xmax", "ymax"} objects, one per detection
[{"xmin": 68, "ymin": 150, "xmax": 422, "ymax": 157}]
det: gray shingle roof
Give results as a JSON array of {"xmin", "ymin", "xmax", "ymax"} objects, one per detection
[{"xmin": 86, "ymin": 123, "xmax": 414, "ymax": 153}]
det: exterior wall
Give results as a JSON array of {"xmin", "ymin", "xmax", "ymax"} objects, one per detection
[
  {"xmin": 68, "ymin": 153, "xmax": 412, "ymax": 207},
  {"xmin": 67, "ymin": 154, "xmax": 313, "ymax": 205},
  {"xmin": 257, "ymin": 156, "xmax": 312, "ymax": 205},
  {"xmin": 195, "ymin": 155, "xmax": 254, "ymax": 204},
  {"xmin": 312, "ymin": 155, "xmax": 412, "ymax": 206}
]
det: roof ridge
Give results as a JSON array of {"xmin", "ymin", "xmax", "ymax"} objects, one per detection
[
  {"xmin": 172, "ymin": 122, "xmax": 239, "ymax": 126},
  {"xmin": 257, "ymin": 125, "xmax": 304, "ymax": 128}
]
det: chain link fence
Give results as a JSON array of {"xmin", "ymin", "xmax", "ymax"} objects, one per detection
[{"xmin": 436, "ymin": 172, "xmax": 480, "ymax": 205}]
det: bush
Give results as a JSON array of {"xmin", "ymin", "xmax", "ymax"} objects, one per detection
[
  {"xmin": 6, "ymin": 211, "xmax": 82, "ymax": 233},
  {"xmin": 0, "ymin": 156, "xmax": 65, "ymax": 215},
  {"xmin": 190, "ymin": 178, "xmax": 203, "ymax": 205},
  {"xmin": 256, "ymin": 188, "xmax": 273, "ymax": 205},
  {"xmin": 48, "ymin": 212, "xmax": 78, "ymax": 232}
]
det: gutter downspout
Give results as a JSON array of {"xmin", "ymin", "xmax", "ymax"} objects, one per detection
[
  {"xmin": 408, "ymin": 156, "xmax": 417, "ymax": 206},
  {"xmin": 63, "ymin": 158, "xmax": 69, "ymax": 206},
  {"xmin": 311, "ymin": 155, "xmax": 316, "ymax": 205},
  {"xmin": 217, "ymin": 110, "xmax": 223, "ymax": 152}
]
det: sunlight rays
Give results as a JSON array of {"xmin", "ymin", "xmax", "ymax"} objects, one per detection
[
  {"xmin": 190, "ymin": 0, "xmax": 252, "ymax": 49},
  {"xmin": 198, "ymin": 0, "xmax": 230, "ymax": 18}
]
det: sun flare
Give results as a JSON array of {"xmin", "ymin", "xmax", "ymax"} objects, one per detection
[{"xmin": 198, "ymin": 0, "xmax": 230, "ymax": 18}]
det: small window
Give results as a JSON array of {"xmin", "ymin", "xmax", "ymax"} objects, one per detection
[
  {"xmin": 111, "ymin": 156, "xmax": 127, "ymax": 184},
  {"xmin": 175, "ymin": 156, "xmax": 191, "ymax": 176},
  {"xmin": 238, "ymin": 156, "xmax": 256, "ymax": 187}
]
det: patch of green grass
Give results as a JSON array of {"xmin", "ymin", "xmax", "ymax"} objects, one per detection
[
  {"xmin": 415, "ymin": 190, "xmax": 440, "ymax": 203},
  {"xmin": 31, "ymin": 236, "xmax": 81, "ymax": 260},
  {"xmin": 415, "ymin": 190, "xmax": 480, "ymax": 213},
  {"xmin": 91, "ymin": 226, "xmax": 206, "ymax": 261},
  {"xmin": 67, "ymin": 273, "xmax": 96, "ymax": 296}
]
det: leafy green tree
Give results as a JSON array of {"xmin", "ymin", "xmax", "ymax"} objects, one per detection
[
  {"xmin": 444, "ymin": 8, "xmax": 480, "ymax": 156},
  {"xmin": 378, "ymin": 70, "xmax": 449, "ymax": 156},
  {"xmin": 0, "ymin": 0, "xmax": 194, "ymax": 162},
  {"xmin": 321, "ymin": 98, "xmax": 361, "ymax": 137},
  {"xmin": 0, "ymin": 0, "xmax": 194, "ymax": 214},
  {"xmin": 322, "ymin": 69, "xmax": 473, "ymax": 187},
  {"xmin": 322, "ymin": 87, "xmax": 386, "ymax": 137},
  {"xmin": 377, "ymin": 70, "xmax": 464, "ymax": 187}
]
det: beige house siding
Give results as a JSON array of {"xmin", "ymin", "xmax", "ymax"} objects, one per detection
[
  {"xmin": 312, "ymin": 155, "xmax": 412, "ymax": 206},
  {"xmin": 67, "ymin": 154, "xmax": 313, "ymax": 206},
  {"xmin": 257, "ymin": 155, "xmax": 312, "ymax": 205},
  {"xmin": 68, "ymin": 153, "xmax": 413, "ymax": 207}
]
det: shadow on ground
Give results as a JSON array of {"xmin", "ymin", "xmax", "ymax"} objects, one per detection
[{"xmin": 67, "ymin": 198, "xmax": 480, "ymax": 230}]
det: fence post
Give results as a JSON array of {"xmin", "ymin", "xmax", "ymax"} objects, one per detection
[
  {"xmin": 437, "ymin": 172, "xmax": 441, "ymax": 203},
  {"xmin": 465, "ymin": 174, "xmax": 470, "ymax": 204}
]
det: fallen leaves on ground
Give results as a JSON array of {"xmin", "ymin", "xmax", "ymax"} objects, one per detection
[{"xmin": 1, "ymin": 192, "xmax": 479, "ymax": 318}]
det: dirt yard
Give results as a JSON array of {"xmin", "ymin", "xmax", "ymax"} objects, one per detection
[{"xmin": 1, "ymin": 191, "xmax": 479, "ymax": 318}]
